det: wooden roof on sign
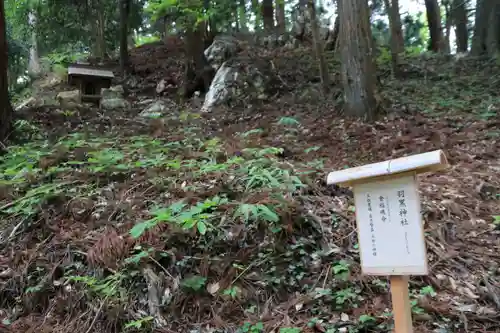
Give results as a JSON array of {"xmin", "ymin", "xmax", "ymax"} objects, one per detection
[{"xmin": 68, "ymin": 64, "xmax": 114, "ymax": 79}]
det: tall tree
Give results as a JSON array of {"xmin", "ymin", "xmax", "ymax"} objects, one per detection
[
  {"xmin": 251, "ymin": 0, "xmax": 262, "ymax": 30},
  {"xmin": 486, "ymin": 1, "xmax": 500, "ymax": 56},
  {"xmin": 0, "ymin": 0, "xmax": 12, "ymax": 143},
  {"xmin": 261, "ymin": 0, "xmax": 274, "ymax": 32},
  {"xmin": 383, "ymin": 0, "xmax": 403, "ymax": 77},
  {"xmin": 27, "ymin": 10, "xmax": 40, "ymax": 76},
  {"xmin": 383, "ymin": 0, "xmax": 404, "ymax": 54},
  {"xmin": 308, "ymin": 0, "xmax": 329, "ymax": 91},
  {"xmin": 275, "ymin": 0, "xmax": 286, "ymax": 34},
  {"xmin": 338, "ymin": 0, "xmax": 378, "ymax": 120},
  {"xmin": 119, "ymin": 0, "xmax": 131, "ymax": 74},
  {"xmin": 443, "ymin": 0, "xmax": 452, "ymax": 53},
  {"xmin": 471, "ymin": 0, "xmax": 490, "ymax": 55},
  {"xmin": 452, "ymin": 0, "xmax": 468, "ymax": 52},
  {"xmin": 239, "ymin": 0, "xmax": 248, "ymax": 32},
  {"xmin": 425, "ymin": 0, "xmax": 445, "ymax": 52}
]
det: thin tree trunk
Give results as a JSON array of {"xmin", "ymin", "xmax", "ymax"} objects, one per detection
[
  {"xmin": 233, "ymin": 4, "xmax": 240, "ymax": 31},
  {"xmin": 91, "ymin": 0, "xmax": 106, "ymax": 59},
  {"xmin": 182, "ymin": 21, "xmax": 214, "ymax": 98},
  {"xmin": 331, "ymin": 15, "xmax": 340, "ymax": 51},
  {"xmin": 251, "ymin": 0, "xmax": 262, "ymax": 31},
  {"xmin": 97, "ymin": 9, "xmax": 106, "ymax": 58},
  {"xmin": 0, "ymin": 0, "xmax": 12, "ymax": 143},
  {"xmin": 444, "ymin": 2, "xmax": 452, "ymax": 53},
  {"xmin": 239, "ymin": 0, "xmax": 248, "ymax": 32},
  {"xmin": 425, "ymin": 0, "xmax": 445, "ymax": 52},
  {"xmin": 261, "ymin": 0, "xmax": 274, "ymax": 32},
  {"xmin": 471, "ymin": 0, "xmax": 490, "ymax": 55},
  {"xmin": 119, "ymin": 0, "xmax": 130, "ymax": 74},
  {"xmin": 276, "ymin": 0, "xmax": 286, "ymax": 34},
  {"xmin": 338, "ymin": 0, "xmax": 378, "ymax": 121},
  {"xmin": 307, "ymin": 0, "xmax": 329, "ymax": 92},
  {"xmin": 453, "ymin": 0, "xmax": 468, "ymax": 52},
  {"xmin": 28, "ymin": 11, "xmax": 41, "ymax": 76},
  {"xmin": 383, "ymin": 0, "xmax": 402, "ymax": 77},
  {"xmin": 486, "ymin": 2, "xmax": 500, "ymax": 56},
  {"xmin": 383, "ymin": 0, "xmax": 404, "ymax": 54}
]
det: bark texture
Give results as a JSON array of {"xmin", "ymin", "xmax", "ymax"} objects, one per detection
[
  {"xmin": 261, "ymin": 0, "xmax": 274, "ymax": 32},
  {"xmin": 471, "ymin": 0, "xmax": 493, "ymax": 55},
  {"xmin": 307, "ymin": 0, "xmax": 329, "ymax": 91},
  {"xmin": 182, "ymin": 21, "xmax": 214, "ymax": 99},
  {"xmin": 119, "ymin": 0, "xmax": 130, "ymax": 74},
  {"xmin": 425, "ymin": 0, "xmax": 445, "ymax": 52},
  {"xmin": 275, "ymin": 0, "xmax": 286, "ymax": 34},
  {"xmin": 338, "ymin": 0, "xmax": 378, "ymax": 120},
  {"xmin": 384, "ymin": 0, "xmax": 404, "ymax": 54},
  {"xmin": 28, "ymin": 11, "xmax": 41, "ymax": 76},
  {"xmin": 0, "ymin": 0, "xmax": 12, "ymax": 143},
  {"xmin": 453, "ymin": 0, "xmax": 468, "ymax": 52}
]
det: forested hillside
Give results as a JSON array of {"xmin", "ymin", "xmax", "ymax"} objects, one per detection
[{"xmin": 0, "ymin": 0, "xmax": 499, "ymax": 332}]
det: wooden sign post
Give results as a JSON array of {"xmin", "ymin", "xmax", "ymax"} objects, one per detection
[{"xmin": 326, "ymin": 150, "xmax": 449, "ymax": 333}]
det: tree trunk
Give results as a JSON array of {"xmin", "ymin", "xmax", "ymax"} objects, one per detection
[
  {"xmin": 338, "ymin": 0, "xmax": 378, "ymax": 121},
  {"xmin": 91, "ymin": 0, "xmax": 106, "ymax": 59},
  {"xmin": 486, "ymin": 2, "xmax": 500, "ymax": 56},
  {"xmin": 252, "ymin": 0, "xmax": 262, "ymax": 31},
  {"xmin": 453, "ymin": 0, "xmax": 468, "ymax": 52},
  {"xmin": 276, "ymin": 0, "xmax": 286, "ymax": 34},
  {"xmin": 383, "ymin": 0, "xmax": 402, "ymax": 77},
  {"xmin": 0, "ymin": 0, "xmax": 12, "ymax": 143},
  {"xmin": 28, "ymin": 11, "xmax": 41, "ymax": 76},
  {"xmin": 233, "ymin": 5, "xmax": 240, "ymax": 32},
  {"xmin": 383, "ymin": 0, "xmax": 404, "ymax": 54},
  {"xmin": 331, "ymin": 15, "xmax": 340, "ymax": 51},
  {"xmin": 261, "ymin": 0, "xmax": 274, "ymax": 32},
  {"xmin": 97, "ymin": 8, "xmax": 106, "ymax": 58},
  {"xmin": 471, "ymin": 0, "xmax": 490, "ymax": 55},
  {"xmin": 182, "ymin": 21, "xmax": 214, "ymax": 99},
  {"xmin": 425, "ymin": 0, "xmax": 445, "ymax": 52},
  {"xmin": 308, "ymin": 0, "xmax": 329, "ymax": 92},
  {"xmin": 239, "ymin": 0, "xmax": 248, "ymax": 32},
  {"xmin": 443, "ymin": 2, "xmax": 452, "ymax": 53},
  {"xmin": 119, "ymin": 0, "xmax": 130, "ymax": 74}
]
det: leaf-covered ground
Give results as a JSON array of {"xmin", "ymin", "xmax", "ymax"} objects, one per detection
[{"xmin": 0, "ymin": 42, "xmax": 499, "ymax": 333}]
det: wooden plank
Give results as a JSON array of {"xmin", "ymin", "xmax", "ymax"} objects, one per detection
[
  {"xmin": 390, "ymin": 276, "xmax": 413, "ymax": 333},
  {"xmin": 68, "ymin": 66, "xmax": 114, "ymax": 78}
]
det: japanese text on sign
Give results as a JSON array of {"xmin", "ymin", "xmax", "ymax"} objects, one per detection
[
  {"xmin": 353, "ymin": 175, "xmax": 428, "ymax": 275},
  {"xmin": 366, "ymin": 194, "xmax": 377, "ymax": 257}
]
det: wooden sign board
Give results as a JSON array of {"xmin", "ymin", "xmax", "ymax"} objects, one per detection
[
  {"xmin": 353, "ymin": 174, "xmax": 427, "ymax": 275},
  {"xmin": 327, "ymin": 150, "xmax": 449, "ymax": 333}
]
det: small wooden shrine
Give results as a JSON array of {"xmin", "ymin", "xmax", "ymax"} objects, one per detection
[{"xmin": 67, "ymin": 63, "xmax": 114, "ymax": 104}]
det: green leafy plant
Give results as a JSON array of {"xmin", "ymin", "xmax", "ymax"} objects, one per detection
[
  {"xmin": 332, "ymin": 260, "xmax": 350, "ymax": 280},
  {"xmin": 67, "ymin": 272, "xmax": 124, "ymax": 299},
  {"xmin": 359, "ymin": 314, "xmax": 376, "ymax": 326},
  {"xmin": 419, "ymin": 285, "xmax": 436, "ymax": 297},
  {"xmin": 279, "ymin": 328, "xmax": 301, "ymax": 333},
  {"xmin": 223, "ymin": 286, "xmax": 238, "ymax": 298},
  {"xmin": 277, "ymin": 116, "xmax": 301, "ymax": 127},
  {"xmin": 238, "ymin": 322, "xmax": 264, "ymax": 333},
  {"xmin": 181, "ymin": 275, "xmax": 206, "ymax": 291},
  {"xmin": 124, "ymin": 316, "xmax": 154, "ymax": 329}
]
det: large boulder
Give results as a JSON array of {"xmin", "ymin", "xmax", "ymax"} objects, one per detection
[
  {"xmin": 56, "ymin": 90, "xmax": 81, "ymax": 108},
  {"xmin": 200, "ymin": 57, "xmax": 276, "ymax": 113},
  {"xmin": 100, "ymin": 85, "xmax": 130, "ymax": 110},
  {"xmin": 204, "ymin": 35, "xmax": 240, "ymax": 71},
  {"xmin": 139, "ymin": 99, "xmax": 177, "ymax": 118},
  {"xmin": 57, "ymin": 90, "xmax": 80, "ymax": 103}
]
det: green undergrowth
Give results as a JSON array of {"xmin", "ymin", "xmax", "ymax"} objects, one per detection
[{"xmin": 0, "ymin": 114, "xmax": 445, "ymax": 332}]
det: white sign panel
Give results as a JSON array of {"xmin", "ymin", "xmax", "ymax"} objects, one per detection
[{"xmin": 353, "ymin": 174, "xmax": 428, "ymax": 275}]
